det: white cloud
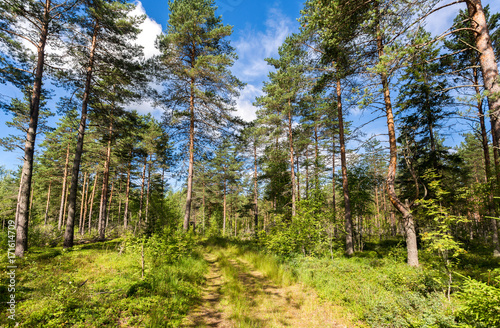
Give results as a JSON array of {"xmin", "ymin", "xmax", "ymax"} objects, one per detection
[
  {"xmin": 131, "ymin": 1, "xmax": 163, "ymax": 59},
  {"xmin": 234, "ymin": 84, "xmax": 263, "ymax": 122},
  {"xmin": 232, "ymin": 7, "xmax": 295, "ymax": 82},
  {"xmin": 231, "ymin": 6, "xmax": 297, "ymax": 122}
]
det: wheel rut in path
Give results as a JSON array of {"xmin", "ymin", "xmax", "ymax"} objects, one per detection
[{"xmin": 182, "ymin": 249, "xmax": 355, "ymax": 328}]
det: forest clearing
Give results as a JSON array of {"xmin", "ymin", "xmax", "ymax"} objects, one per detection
[{"xmin": 1, "ymin": 0, "xmax": 500, "ymax": 326}]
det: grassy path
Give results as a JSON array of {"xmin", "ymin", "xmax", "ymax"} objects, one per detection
[{"xmin": 182, "ymin": 246, "xmax": 356, "ymax": 328}]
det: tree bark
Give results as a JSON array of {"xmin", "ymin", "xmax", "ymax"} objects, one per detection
[
  {"xmin": 15, "ymin": 1, "xmax": 50, "ymax": 257},
  {"xmin": 467, "ymin": 0, "xmax": 500, "ymax": 156},
  {"xmin": 183, "ymin": 78, "xmax": 196, "ymax": 231},
  {"xmin": 63, "ymin": 20, "xmax": 99, "ymax": 248},
  {"xmin": 253, "ymin": 142, "xmax": 259, "ymax": 237},
  {"xmin": 123, "ymin": 158, "xmax": 131, "ymax": 229},
  {"xmin": 337, "ymin": 80, "xmax": 354, "ymax": 256},
  {"xmin": 288, "ymin": 100, "xmax": 296, "ymax": 217},
  {"xmin": 88, "ymin": 170, "xmax": 99, "ymax": 234},
  {"xmin": 223, "ymin": 179, "xmax": 227, "ymax": 236},
  {"xmin": 377, "ymin": 30, "xmax": 419, "ymax": 267},
  {"xmin": 106, "ymin": 181, "xmax": 114, "ymax": 229},
  {"xmin": 98, "ymin": 120, "xmax": 113, "ymax": 241},
  {"xmin": 138, "ymin": 157, "xmax": 147, "ymax": 229},
  {"xmin": 44, "ymin": 181, "xmax": 52, "ymax": 225},
  {"xmin": 145, "ymin": 155, "xmax": 151, "ymax": 224},
  {"xmin": 58, "ymin": 143, "xmax": 71, "ymax": 230},
  {"xmin": 79, "ymin": 172, "xmax": 88, "ymax": 235}
]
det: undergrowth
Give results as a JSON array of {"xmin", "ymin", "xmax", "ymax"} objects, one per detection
[{"xmin": 0, "ymin": 231, "xmax": 207, "ymax": 327}]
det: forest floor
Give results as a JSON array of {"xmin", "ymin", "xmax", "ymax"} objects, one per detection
[{"xmin": 182, "ymin": 245, "xmax": 358, "ymax": 328}]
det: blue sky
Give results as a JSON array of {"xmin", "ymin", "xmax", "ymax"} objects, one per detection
[{"xmin": 0, "ymin": 0, "xmax": 499, "ymax": 172}]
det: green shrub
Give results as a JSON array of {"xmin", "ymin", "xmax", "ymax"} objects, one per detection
[{"xmin": 456, "ymin": 276, "xmax": 500, "ymax": 327}]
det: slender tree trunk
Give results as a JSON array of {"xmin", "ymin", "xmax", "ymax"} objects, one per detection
[
  {"xmin": 15, "ymin": 4, "xmax": 50, "ymax": 256},
  {"xmin": 223, "ymin": 180, "xmax": 227, "ymax": 236},
  {"xmin": 296, "ymin": 153, "xmax": 301, "ymax": 201},
  {"xmin": 44, "ymin": 181, "xmax": 52, "ymax": 225},
  {"xmin": 337, "ymin": 80, "xmax": 354, "ymax": 256},
  {"xmin": 58, "ymin": 143, "xmax": 71, "ymax": 230},
  {"xmin": 474, "ymin": 69, "xmax": 500, "ymax": 256},
  {"xmin": 88, "ymin": 170, "xmax": 99, "ymax": 234},
  {"xmin": 314, "ymin": 121, "xmax": 320, "ymax": 193},
  {"xmin": 288, "ymin": 102, "xmax": 296, "ymax": 217},
  {"xmin": 79, "ymin": 172, "xmax": 88, "ymax": 235},
  {"xmin": 63, "ymin": 20, "xmax": 99, "ymax": 248},
  {"xmin": 253, "ymin": 142, "xmax": 259, "ymax": 237},
  {"xmin": 332, "ymin": 139, "xmax": 336, "ymax": 235},
  {"xmin": 106, "ymin": 181, "xmax": 114, "ymax": 229},
  {"xmin": 82, "ymin": 175, "xmax": 90, "ymax": 235},
  {"xmin": 202, "ymin": 185, "xmax": 206, "ymax": 234},
  {"xmin": 29, "ymin": 181, "xmax": 35, "ymax": 222},
  {"xmin": 145, "ymin": 155, "xmax": 151, "ymax": 224},
  {"xmin": 377, "ymin": 30, "xmax": 419, "ymax": 267},
  {"xmin": 305, "ymin": 148, "xmax": 310, "ymax": 199},
  {"xmin": 138, "ymin": 158, "xmax": 147, "ymax": 228},
  {"xmin": 15, "ymin": 180, "xmax": 22, "ymax": 228},
  {"xmin": 118, "ymin": 179, "xmax": 122, "ymax": 219},
  {"xmin": 98, "ymin": 120, "xmax": 113, "ymax": 240},
  {"xmin": 123, "ymin": 158, "xmax": 131, "ymax": 229},
  {"xmin": 63, "ymin": 180, "xmax": 70, "ymax": 227},
  {"xmin": 184, "ymin": 78, "xmax": 196, "ymax": 231}
]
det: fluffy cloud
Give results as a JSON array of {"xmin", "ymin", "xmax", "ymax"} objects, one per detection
[
  {"xmin": 234, "ymin": 85, "xmax": 264, "ymax": 122},
  {"xmin": 131, "ymin": 1, "xmax": 163, "ymax": 59},
  {"xmin": 231, "ymin": 7, "xmax": 297, "ymax": 122},
  {"xmin": 232, "ymin": 7, "xmax": 296, "ymax": 82}
]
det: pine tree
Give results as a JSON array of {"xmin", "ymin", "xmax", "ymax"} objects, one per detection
[
  {"xmin": 0, "ymin": 0, "xmax": 79, "ymax": 256},
  {"xmin": 158, "ymin": 0, "xmax": 243, "ymax": 231},
  {"xmin": 62, "ymin": 0, "xmax": 144, "ymax": 248}
]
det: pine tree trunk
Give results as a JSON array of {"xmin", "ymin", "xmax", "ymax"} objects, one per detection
[
  {"xmin": 63, "ymin": 180, "xmax": 69, "ymax": 227},
  {"xmin": 106, "ymin": 181, "xmax": 114, "ymax": 229},
  {"xmin": 88, "ymin": 170, "xmax": 99, "ymax": 234},
  {"xmin": 63, "ymin": 21, "xmax": 99, "ymax": 248},
  {"xmin": 98, "ymin": 120, "xmax": 113, "ymax": 241},
  {"xmin": 29, "ymin": 181, "xmax": 35, "ymax": 222},
  {"xmin": 223, "ymin": 180, "xmax": 227, "ymax": 236},
  {"xmin": 15, "ymin": 5, "xmax": 50, "ymax": 257},
  {"xmin": 467, "ymin": 0, "xmax": 500, "ymax": 155},
  {"xmin": 123, "ymin": 159, "xmax": 131, "ymax": 229},
  {"xmin": 305, "ymin": 148, "xmax": 309, "ymax": 199},
  {"xmin": 145, "ymin": 156, "xmax": 151, "ymax": 223},
  {"xmin": 332, "ymin": 140, "xmax": 336, "ymax": 235},
  {"xmin": 82, "ymin": 175, "xmax": 91, "ymax": 235},
  {"xmin": 58, "ymin": 143, "xmax": 71, "ymax": 230},
  {"xmin": 377, "ymin": 29, "xmax": 419, "ymax": 266},
  {"xmin": 296, "ymin": 153, "xmax": 301, "ymax": 202},
  {"xmin": 314, "ymin": 121, "xmax": 320, "ymax": 193},
  {"xmin": 254, "ymin": 142, "xmax": 259, "ymax": 237},
  {"xmin": 44, "ymin": 181, "xmax": 52, "ymax": 225},
  {"xmin": 138, "ymin": 158, "xmax": 147, "ymax": 228},
  {"xmin": 288, "ymin": 101, "xmax": 296, "ymax": 217},
  {"xmin": 79, "ymin": 172, "xmax": 88, "ymax": 235},
  {"xmin": 184, "ymin": 79, "xmax": 196, "ymax": 231},
  {"xmin": 337, "ymin": 79, "xmax": 354, "ymax": 256}
]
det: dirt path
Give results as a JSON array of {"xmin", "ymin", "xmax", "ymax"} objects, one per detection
[{"xmin": 182, "ymin": 248, "xmax": 355, "ymax": 328}]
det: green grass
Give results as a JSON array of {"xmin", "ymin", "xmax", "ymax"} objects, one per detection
[{"xmin": 0, "ymin": 238, "xmax": 207, "ymax": 327}]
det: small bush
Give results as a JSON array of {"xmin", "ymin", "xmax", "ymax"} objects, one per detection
[{"xmin": 456, "ymin": 276, "xmax": 500, "ymax": 327}]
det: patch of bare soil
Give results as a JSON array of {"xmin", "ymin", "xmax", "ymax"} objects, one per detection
[
  {"xmin": 183, "ymin": 250, "xmax": 357, "ymax": 328},
  {"xmin": 182, "ymin": 254, "xmax": 233, "ymax": 328}
]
